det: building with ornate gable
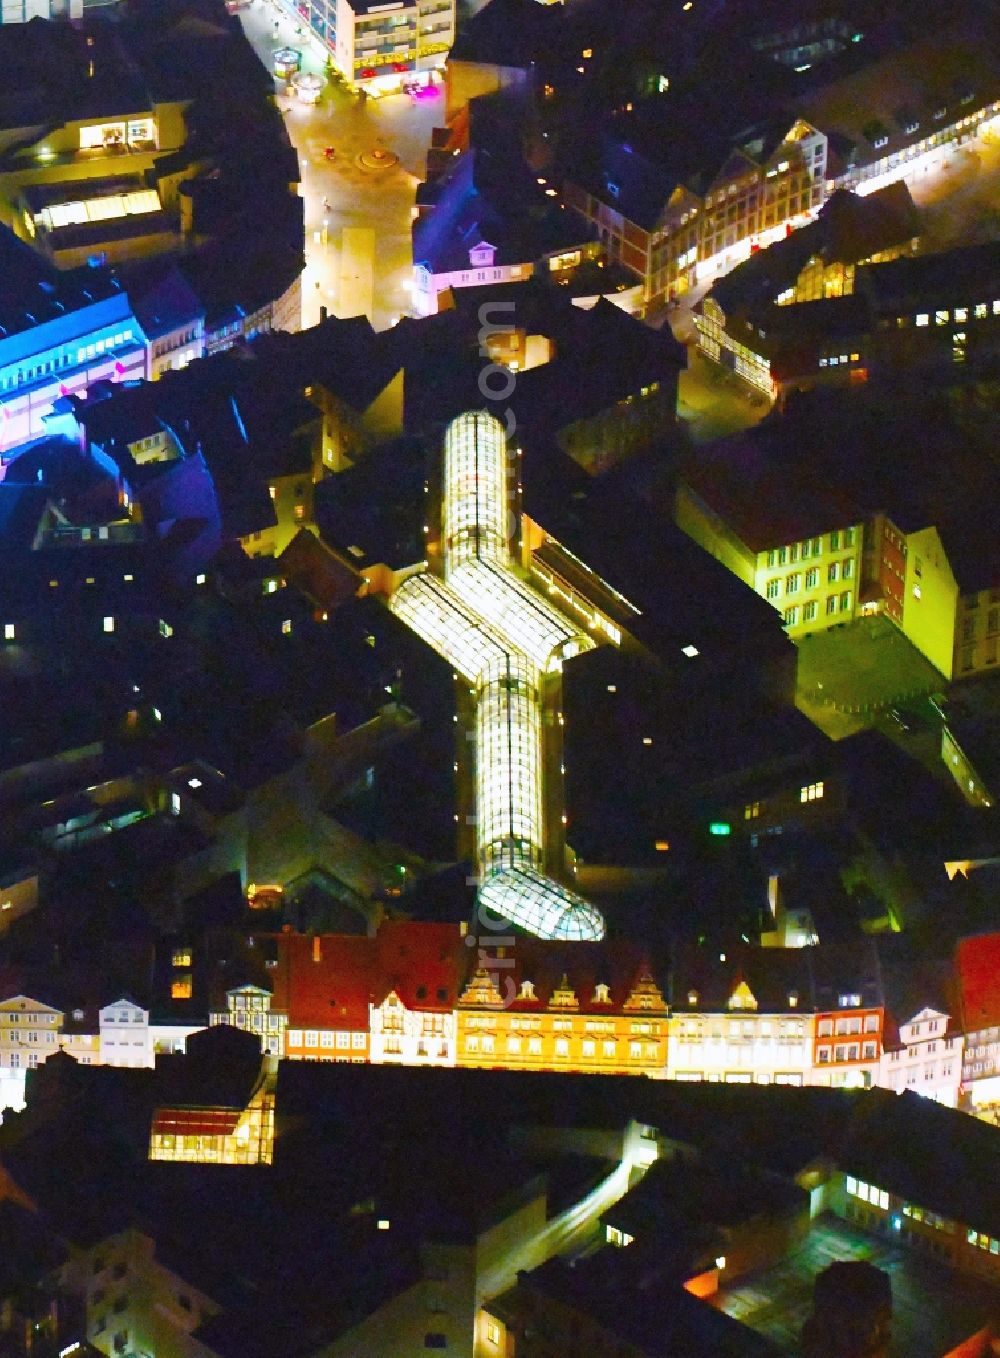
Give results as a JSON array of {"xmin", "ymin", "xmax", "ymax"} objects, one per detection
[{"xmin": 455, "ymin": 941, "xmax": 668, "ymax": 1076}]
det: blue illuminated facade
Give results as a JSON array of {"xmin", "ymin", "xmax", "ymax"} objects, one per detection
[{"xmin": 0, "ymin": 228, "xmax": 145, "ymax": 460}]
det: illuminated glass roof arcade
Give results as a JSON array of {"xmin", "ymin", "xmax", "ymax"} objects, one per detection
[{"xmin": 388, "ymin": 411, "xmax": 607, "ymax": 942}]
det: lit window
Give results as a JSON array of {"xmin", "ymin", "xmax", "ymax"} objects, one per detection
[
  {"xmin": 282, "ymin": 619, "xmax": 292, "ymax": 634},
  {"xmin": 915, "ymin": 314, "xmax": 929, "ymax": 327},
  {"xmin": 3, "ymin": 624, "xmax": 13, "ymax": 641},
  {"xmin": 934, "ymin": 310, "xmax": 949, "ymax": 325},
  {"xmin": 486, "ymin": 1321, "xmax": 501, "ymax": 1346},
  {"xmin": 171, "ymin": 975, "xmax": 192, "ymax": 1000},
  {"xmin": 102, "ymin": 616, "xmax": 115, "ymax": 633},
  {"xmin": 800, "ymin": 782, "xmax": 824, "ymax": 802},
  {"xmin": 196, "ymin": 573, "xmax": 206, "ymax": 585}
]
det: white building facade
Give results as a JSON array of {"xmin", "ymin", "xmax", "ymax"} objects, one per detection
[
  {"xmin": 99, "ymin": 998, "xmax": 154, "ymax": 1068},
  {"xmin": 666, "ymin": 982, "xmax": 812, "ymax": 1086},
  {"xmin": 210, "ymin": 984, "xmax": 286, "ymax": 1058},
  {"xmin": 368, "ymin": 991, "xmax": 456, "ymax": 1066},
  {"xmin": 879, "ymin": 1006, "xmax": 964, "ymax": 1107}
]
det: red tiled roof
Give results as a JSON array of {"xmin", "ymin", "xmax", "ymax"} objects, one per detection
[
  {"xmin": 374, "ymin": 920, "xmax": 467, "ymax": 1011},
  {"xmin": 153, "ymin": 1108, "xmax": 241, "ymax": 1137},
  {"xmin": 276, "ymin": 529, "xmax": 363, "ymax": 611},
  {"xmin": 956, "ymin": 933, "xmax": 1000, "ymax": 1032},
  {"xmin": 269, "ymin": 926, "xmax": 662, "ymax": 1023},
  {"xmin": 271, "ymin": 934, "xmax": 378, "ymax": 1030}
]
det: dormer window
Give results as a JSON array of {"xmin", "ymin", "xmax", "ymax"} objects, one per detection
[
  {"xmin": 468, "ymin": 241, "xmax": 496, "ymax": 268},
  {"xmin": 838, "ymin": 993, "xmax": 861, "ymax": 1008},
  {"xmin": 593, "ymin": 983, "xmax": 611, "ymax": 1004},
  {"xmin": 519, "ymin": 979, "xmax": 536, "ymax": 1001},
  {"xmin": 728, "ymin": 981, "xmax": 758, "ymax": 1011},
  {"xmin": 896, "ymin": 109, "xmax": 919, "ymax": 136},
  {"xmin": 550, "ymin": 975, "xmax": 580, "ymax": 1009}
]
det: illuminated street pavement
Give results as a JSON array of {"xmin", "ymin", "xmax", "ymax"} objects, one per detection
[{"xmin": 240, "ymin": 0, "xmax": 443, "ymax": 330}]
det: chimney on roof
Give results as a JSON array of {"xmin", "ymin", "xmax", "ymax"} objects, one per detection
[{"xmin": 312, "ymin": 936, "xmax": 322, "ymax": 964}]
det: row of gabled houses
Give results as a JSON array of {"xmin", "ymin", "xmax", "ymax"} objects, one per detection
[{"xmin": 7, "ymin": 921, "xmax": 1000, "ymax": 1116}]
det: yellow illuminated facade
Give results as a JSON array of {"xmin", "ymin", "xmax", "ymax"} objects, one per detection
[
  {"xmin": 241, "ymin": 470, "xmax": 316, "ymax": 560},
  {"xmin": 456, "ymin": 967, "xmax": 667, "ymax": 1075},
  {"xmin": 675, "ymin": 485, "xmax": 864, "ymax": 639},
  {"xmin": 955, "ymin": 588, "xmax": 1000, "ymax": 679},
  {"xmin": 0, "ymin": 995, "xmax": 62, "ymax": 1075},
  {"xmin": 32, "ymin": 186, "xmax": 161, "ymax": 235},
  {"xmin": 901, "ymin": 526, "xmax": 959, "ymax": 677}
]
